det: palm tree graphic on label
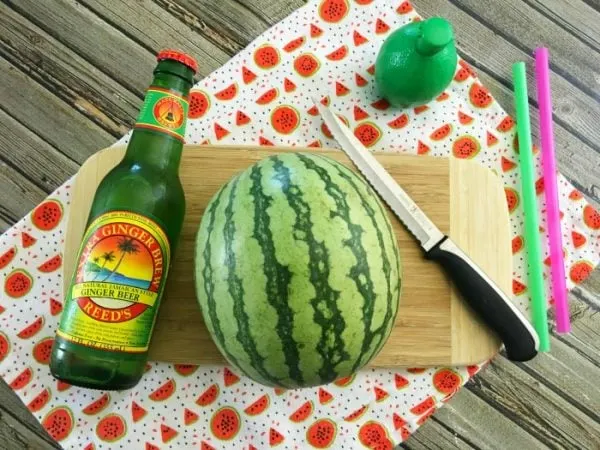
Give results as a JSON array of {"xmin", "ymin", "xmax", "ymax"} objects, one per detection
[
  {"xmin": 101, "ymin": 237, "xmax": 140, "ymax": 282},
  {"xmin": 92, "ymin": 251, "xmax": 116, "ymax": 281}
]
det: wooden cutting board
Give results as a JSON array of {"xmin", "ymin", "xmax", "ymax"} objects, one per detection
[{"xmin": 64, "ymin": 145, "xmax": 508, "ymax": 367}]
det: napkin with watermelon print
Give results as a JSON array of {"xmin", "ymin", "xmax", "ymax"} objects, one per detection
[{"xmin": 1, "ymin": 0, "xmax": 600, "ymax": 448}]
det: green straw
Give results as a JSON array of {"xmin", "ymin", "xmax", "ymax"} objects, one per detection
[{"xmin": 513, "ymin": 62, "xmax": 550, "ymax": 351}]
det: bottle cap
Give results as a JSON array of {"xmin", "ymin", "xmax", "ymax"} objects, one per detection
[{"xmin": 156, "ymin": 49, "xmax": 198, "ymax": 74}]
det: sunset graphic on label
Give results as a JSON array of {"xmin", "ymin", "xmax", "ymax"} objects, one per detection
[
  {"xmin": 153, "ymin": 96, "xmax": 184, "ymax": 129},
  {"xmin": 74, "ymin": 223, "xmax": 165, "ymax": 323}
]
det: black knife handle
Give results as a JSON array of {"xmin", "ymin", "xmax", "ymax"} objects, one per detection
[{"xmin": 426, "ymin": 237, "xmax": 539, "ymax": 362}]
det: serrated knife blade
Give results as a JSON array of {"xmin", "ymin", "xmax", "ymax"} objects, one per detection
[{"xmin": 316, "ymin": 100, "xmax": 539, "ymax": 362}]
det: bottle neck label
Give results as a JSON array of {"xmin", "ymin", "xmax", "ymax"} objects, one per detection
[
  {"xmin": 57, "ymin": 211, "xmax": 171, "ymax": 353},
  {"xmin": 135, "ymin": 87, "xmax": 188, "ymax": 142}
]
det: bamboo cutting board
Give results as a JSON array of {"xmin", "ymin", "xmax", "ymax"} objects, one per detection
[{"xmin": 63, "ymin": 145, "xmax": 508, "ymax": 367}]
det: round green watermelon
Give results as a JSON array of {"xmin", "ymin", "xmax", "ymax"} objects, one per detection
[{"xmin": 195, "ymin": 153, "xmax": 401, "ymax": 388}]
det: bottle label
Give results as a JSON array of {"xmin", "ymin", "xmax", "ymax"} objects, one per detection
[
  {"xmin": 57, "ymin": 211, "xmax": 171, "ymax": 353},
  {"xmin": 135, "ymin": 87, "xmax": 188, "ymax": 141}
]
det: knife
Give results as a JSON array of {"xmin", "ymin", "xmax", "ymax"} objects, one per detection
[{"xmin": 316, "ymin": 102, "xmax": 539, "ymax": 362}]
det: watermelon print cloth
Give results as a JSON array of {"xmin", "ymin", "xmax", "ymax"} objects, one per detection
[{"xmin": 1, "ymin": 0, "xmax": 599, "ymax": 448}]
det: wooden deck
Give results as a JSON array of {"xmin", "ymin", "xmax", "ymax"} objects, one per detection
[{"xmin": 1, "ymin": 0, "xmax": 599, "ymax": 448}]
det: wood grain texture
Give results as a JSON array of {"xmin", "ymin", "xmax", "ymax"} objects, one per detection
[
  {"xmin": 62, "ymin": 146, "xmax": 507, "ymax": 367},
  {"xmin": 0, "ymin": 0, "xmax": 599, "ymax": 448}
]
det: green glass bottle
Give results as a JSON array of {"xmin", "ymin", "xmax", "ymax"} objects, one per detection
[{"xmin": 50, "ymin": 50, "xmax": 197, "ymax": 390}]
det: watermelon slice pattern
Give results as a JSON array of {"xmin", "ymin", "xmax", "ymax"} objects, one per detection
[{"xmin": 0, "ymin": 0, "xmax": 599, "ymax": 448}]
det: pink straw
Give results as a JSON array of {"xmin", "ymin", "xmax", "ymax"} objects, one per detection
[{"xmin": 534, "ymin": 47, "xmax": 570, "ymax": 333}]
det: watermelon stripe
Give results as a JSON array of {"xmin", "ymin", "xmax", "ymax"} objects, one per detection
[
  {"xmin": 313, "ymin": 155, "xmax": 400, "ymax": 366},
  {"xmin": 249, "ymin": 163, "xmax": 303, "ymax": 385},
  {"xmin": 273, "ymin": 156, "xmax": 350, "ymax": 383},
  {"xmin": 297, "ymin": 154, "xmax": 383, "ymax": 373},
  {"xmin": 223, "ymin": 176, "xmax": 284, "ymax": 387},
  {"xmin": 197, "ymin": 185, "xmax": 243, "ymax": 369}
]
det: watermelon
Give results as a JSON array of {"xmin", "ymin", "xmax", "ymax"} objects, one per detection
[
  {"xmin": 290, "ymin": 401, "xmax": 313, "ymax": 422},
  {"xmin": 17, "ymin": 316, "xmax": 44, "ymax": 339},
  {"xmin": 96, "ymin": 414, "xmax": 127, "ymax": 442},
  {"xmin": 271, "ymin": 105, "xmax": 300, "ymax": 134},
  {"xmin": 214, "ymin": 83, "xmax": 238, "ymax": 101},
  {"xmin": 407, "ymin": 367, "xmax": 426, "ymax": 374},
  {"xmin": 335, "ymin": 81, "xmax": 350, "ymax": 96},
  {"xmin": 454, "ymin": 68, "xmax": 470, "ymax": 82},
  {"xmin": 21, "ymin": 232, "xmax": 37, "ymax": 248},
  {"xmin": 9, "ymin": 367, "xmax": 33, "ymax": 389},
  {"xmin": 432, "ymin": 368, "xmax": 462, "ymax": 394},
  {"xmin": 196, "ymin": 384, "xmax": 219, "ymax": 406},
  {"xmin": 236, "ymin": 110, "xmax": 251, "ymax": 126},
  {"xmin": 366, "ymin": 64, "xmax": 375, "ymax": 75},
  {"xmin": 319, "ymin": 0, "xmax": 349, "ymax": 23},
  {"xmin": 501, "ymin": 156, "xmax": 517, "ymax": 172},
  {"xmin": 49, "ymin": 298, "xmax": 63, "ymax": 316},
  {"xmin": 57, "ymin": 380, "xmax": 71, "ymax": 392},
  {"xmin": 131, "ymin": 401, "xmax": 147, "ymax": 422},
  {"xmin": 284, "ymin": 77, "xmax": 296, "ymax": 93},
  {"xmin": 211, "ymin": 407, "xmax": 240, "ymax": 441},
  {"xmin": 569, "ymin": 261, "xmax": 593, "ymax": 284},
  {"xmin": 395, "ymin": 373, "xmax": 409, "ymax": 389},
  {"xmin": 259, "ymin": 136, "xmax": 274, "ymax": 146},
  {"xmin": 0, "ymin": 246, "xmax": 16, "ymax": 269},
  {"xmin": 458, "ymin": 111, "xmax": 474, "ymax": 125},
  {"xmin": 174, "ymin": 364, "xmax": 198, "ymax": 376},
  {"xmin": 375, "ymin": 18, "xmax": 390, "ymax": 34},
  {"xmin": 308, "ymin": 140, "xmax": 322, "ymax": 148},
  {"xmin": 436, "ymin": 92, "xmax": 450, "ymax": 101},
  {"xmin": 344, "ymin": 404, "xmax": 368, "ymax": 421},
  {"xmin": 583, "ymin": 205, "xmax": 600, "ymax": 229},
  {"xmin": 505, "ymin": 188, "xmax": 520, "ymax": 214},
  {"xmin": 569, "ymin": 189, "xmax": 583, "ymax": 201},
  {"xmin": 294, "ymin": 53, "xmax": 321, "ymax": 77},
  {"xmin": 242, "ymin": 66, "xmax": 257, "ymax": 84},
  {"xmin": 417, "ymin": 140, "xmax": 430, "ymax": 155},
  {"xmin": 146, "ymin": 444, "xmax": 160, "ymax": 450},
  {"xmin": 284, "ymin": 36, "xmax": 306, "ymax": 52},
  {"xmin": 256, "ymin": 88, "xmax": 279, "ymax": 105},
  {"xmin": 83, "ymin": 393, "xmax": 110, "ymax": 415},
  {"xmin": 388, "ymin": 114, "xmax": 409, "ymax": 129},
  {"xmin": 254, "ymin": 44, "xmax": 280, "ymax": 69},
  {"xmin": 469, "ymin": 83, "xmax": 493, "ymax": 108},
  {"xmin": 325, "ymin": 45, "xmax": 348, "ymax": 61},
  {"xmin": 355, "ymin": 73, "xmax": 368, "ymax": 87},
  {"xmin": 397, "ymin": 1, "xmax": 413, "ymax": 14},
  {"xmin": 42, "ymin": 407, "xmax": 73, "ymax": 442},
  {"xmin": 572, "ymin": 231, "xmax": 586, "ymax": 248},
  {"xmin": 410, "ymin": 396, "xmax": 436, "ymax": 415},
  {"xmin": 189, "ymin": 91, "xmax": 210, "ymax": 119},
  {"xmin": 184, "ymin": 407, "xmax": 199, "ymax": 425},
  {"xmin": 487, "ymin": 131, "xmax": 499, "ymax": 147},
  {"xmin": 393, "ymin": 413, "xmax": 406, "ymax": 430},
  {"xmin": 512, "ymin": 279, "xmax": 527, "ymax": 295},
  {"xmin": 269, "ymin": 428, "xmax": 285, "ymax": 446},
  {"xmin": 4, "ymin": 269, "xmax": 33, "ymax": 298},
  {"xmin": 333, "ymin": 374, "xmax": 355, "ymax": 387},
  {"xmin": 306, "ymin": 419, "xmax": 337, "ymax": 448},
  {"xmin": 414, "ymin": 104, "xmax": 429, "ymax": 114},
  {"xmin": 496, "ymin": 116, "xmax": 515, "ymax": 132},
  {"xmin": 430, "ymin": 124, "xmax": 452, "ymax": 141},
  {"xmin": 452, "ymin": 135, "xmax": 480, "ymax": 159},
  {"xmin": 318, "ymin": 387, "xmax": 333, "ymax": 405},
  {"xmin": 310, "ymin": 23, "xmax": 324, "ymax": 38},
  {"xmin": 37, "ymin": 254, "xmax": 62, "ymax": 273},
  {"xmin": 195, "ymin": 153, "xmax": 401, "ymax": 388},
  {"xmin": 374, "ymin": 386, "xmax": 389, "ymax": 402},
  {"xmin": 244, "ymin": 394, "xmax": 269, "ymax": 415},
  {"xmin": 33, "ymin": 337, "xmax": 53, "ymax": 365},
  {"xmin": 28, "ymin": 388, "xmax": 51, "ymax": 412},
  {"xmin": 214, "ymin": 122, "xmax": 229, "ymax": 141},
  {"xmin": 200, "ymin": 442, "xmax": 215, "ymax": 450},
  {"xmin": 417, "ymin": 408, "xmax": 436, "ymax": 425},
  {"xmin": 353, "ymin": 30, "xmax": 368, "ymax": 46},
  {"xmin": 358, "ymin": 421, "xmax": 389, "ymax": 447},
  {"xmin": 354, "ymin": 105, "xmax": 370, "ymax": 121},
  {"xmin": 224, "ymin": 367, "xmax": 240, "ymax": 386},
  {"xmin": 160, "ymin": 423, "xmax": 178, "ymax": 443},
  {"xmin": 371, "ymin": 98, "xmax": 391, "ymax": 110},
  {"xmin": 149, "ymin": 379, "xmax": 176, "ymax": 401},
  {"xmin": 31, "ymin": 199, "xmax": 63, "ymax": 231},
  {"xmin": 512, "ymin": 236, "xmax": 524, "ymax": 254},
  {"xmin": 354, "ymin": 122, "xmax": 382, "ymax": 148}
]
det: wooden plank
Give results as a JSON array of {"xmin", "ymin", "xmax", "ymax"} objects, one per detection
[
  {"xmin": 0, "ymin": 160, "xmax": 48, "ymax": 234},
  {"xmin": 403, "ymin": 417, "xmax": 475, "ymax": 449},
  {"xmin": 5, "ymin": 0, "xmax": 155, "ymax": 97},
  {"xmin": 452, "ymin": 0, "xmax": 600, "ymax": 101},
  {"xmin": 468, "ymin": 355, "xmax": 600, "ymax": 449},
  {"xmin": 0, "ymin": 108, "xmax": 78, "ymax": 193},
  {"xmin": 80, "ymin": 0, "xmax": 232, "ymax": 72},
  {"xmin": 0, "ymin": 56, "xmax": 113, "ymax": 165},
  {"xmin": 416, "ymin": 0, "xmax": 600, "ymax": 161},
  {"xmin": 235, "ymin": 0, "xmax": 306, "ymax": 26},
  {"xmin": 0, "ymin": 3, "xmax": 138, "ymax": 137},
  {"xmin": 0, "ymin": 383, "xmax": 59, "ymax": 449},
  {"xmin": 435, "ymin": 387, "xmax": 545, "ymax": 449},
  {"xmin": 166, "ymin": 0, "xmax": 271, "ymax": 50},
  {"xmin": 524, "ymin": 0, "xmax": 600, "ymax": 52}
]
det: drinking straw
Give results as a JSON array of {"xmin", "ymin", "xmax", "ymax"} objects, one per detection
[
  {"xmin": 513, "ymin": 62, "xmax": 550, "ymax": 351},
  {"xmin": 534, "ymin": 48, "xmax": 570, "ymax": 334}
]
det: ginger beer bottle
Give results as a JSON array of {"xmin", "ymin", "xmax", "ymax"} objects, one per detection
[{"xmin": 50, "ymin": 50, "xmax": 197, "ymax": 389}]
